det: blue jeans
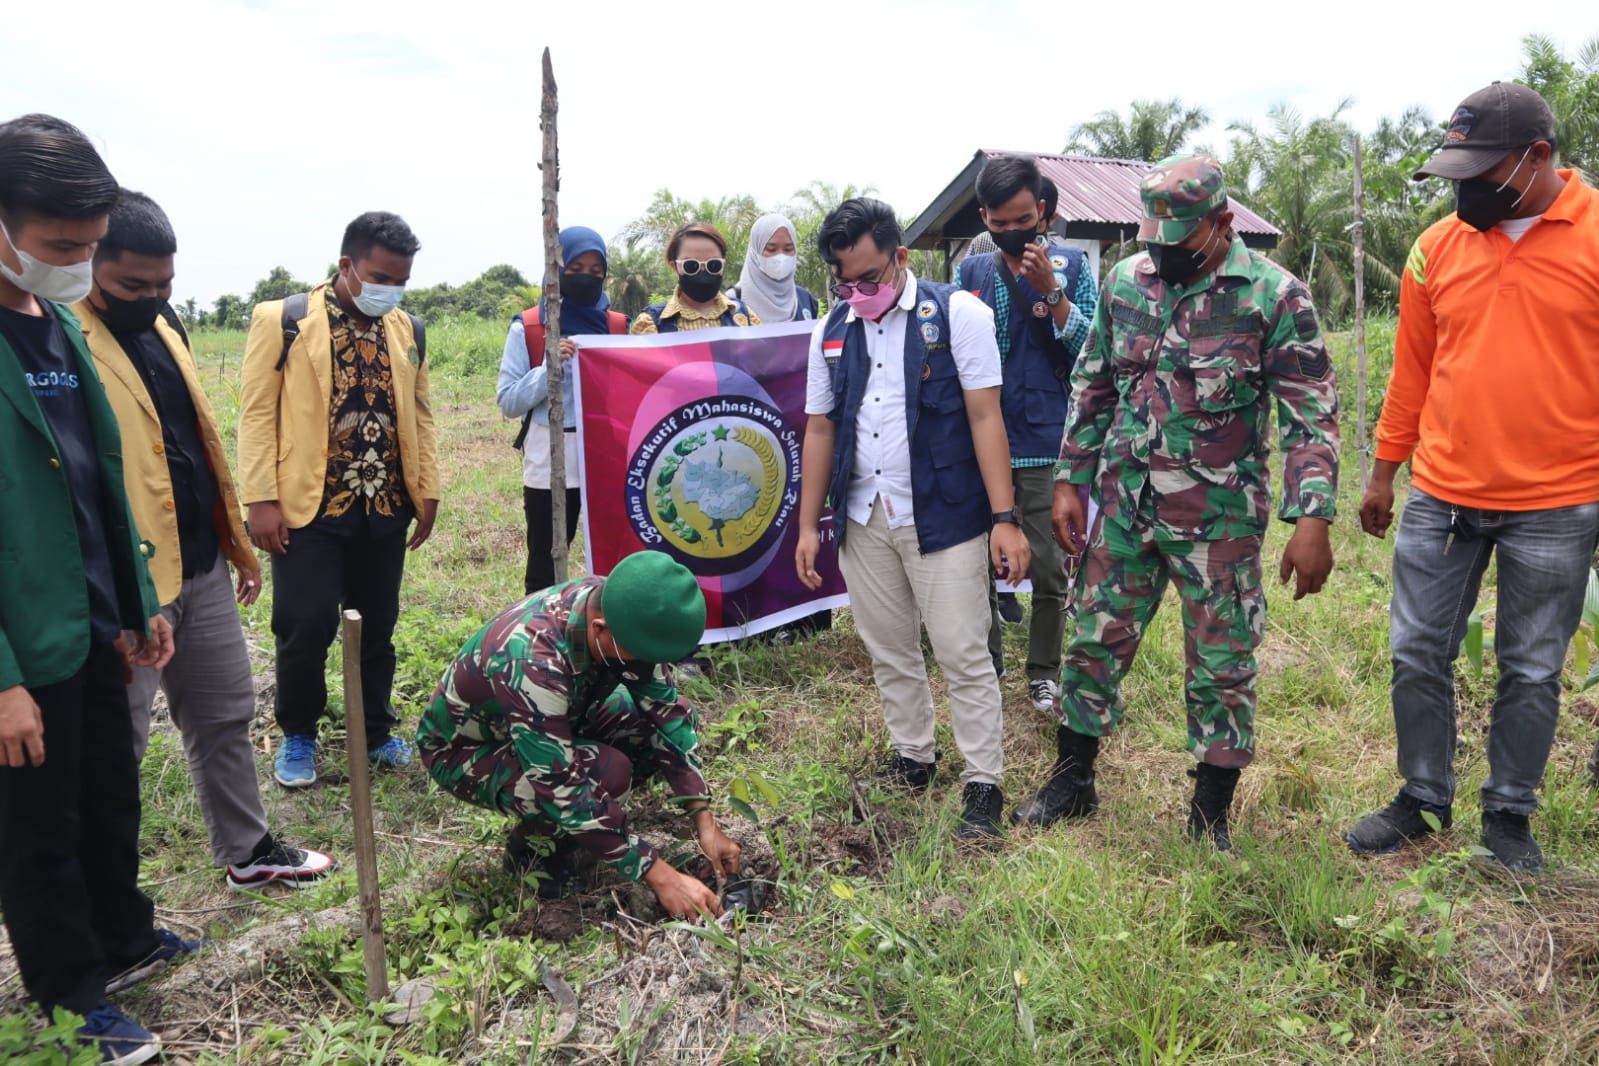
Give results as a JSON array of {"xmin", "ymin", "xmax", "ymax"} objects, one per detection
[{"xmin": 1390, "ymin": 487, "xmax": 1599, "ymax": 814}]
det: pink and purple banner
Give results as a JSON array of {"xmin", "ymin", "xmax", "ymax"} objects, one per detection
[{"xmin": 574, "ymin": 321, "xmax": 848, "ymax": 642}]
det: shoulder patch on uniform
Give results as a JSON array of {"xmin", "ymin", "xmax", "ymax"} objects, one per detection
[
  {"xmin": 1292, "ymin": 308, "xmax": 1320, "ymax": 342},
  {"xmin": 733, "ymin": 313, "xmax": 749, "ymax": 326},
  {"xmin": 1049, "ymin": 255, "xmax": 1066, "ymax": 270},
  {"xmin": 1405, "ymin": 241, "xmax": 1427, "ymax": 285},
  {"xmin": 916, "ymin": 300, "xmax": 937, "ymax": 319},
  {"xmin": 1296, "ymin": 348, "xmax": 1331, "ymax": 379}
]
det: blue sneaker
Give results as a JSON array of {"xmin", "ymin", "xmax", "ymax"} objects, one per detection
[
  {"xmin": 78, "ymin": 1002, "xmax": 161, "ymax": 1065},
  {"xmin": 274, "ymin": 734, "xmax": 318, "ymax": 788},
  {"xmin": 106, "ymin": 927, "xmax": 208, "ymax": 994},
  {"xmin": 368, "ymin": 735, "xmax": 414, "ymax": 770}
]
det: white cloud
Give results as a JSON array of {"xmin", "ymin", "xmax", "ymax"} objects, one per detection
[{"xmin": 1, "ymin": 0, "xmax": 1589, "ymax": 306}]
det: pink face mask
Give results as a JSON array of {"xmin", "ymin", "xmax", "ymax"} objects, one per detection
[{"xmin": 844, "ymin": 279, "xmax": 900, "ymax": 320}]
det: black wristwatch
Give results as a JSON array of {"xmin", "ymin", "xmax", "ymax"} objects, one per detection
[
  {"xmin": 1043, "ymin": 286, "xmax": 1067, "ymax": 307},
  {"xmin": 991, "ymin": 509, "xmax": 1021, "ymax": 527}
]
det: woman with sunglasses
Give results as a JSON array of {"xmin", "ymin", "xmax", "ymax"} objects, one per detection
[
  {"xmin": 631, "ymin": 222, "xmax": 761, "ymax": 334},
  {"xmin": 728, "ymin": 213, "xmax": 820, "ymax": 324}
]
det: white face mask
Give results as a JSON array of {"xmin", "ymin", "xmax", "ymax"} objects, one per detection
[
  {"xmin": 757, "ymin": 253, "xmax": 796, "ymax": 282},
  {"xmin": 0, "ymin": 218, "xmax": 94, "ymax": 304},
  {"xmin": 349, "ymin": 265, "xmax": 404, "ymax": 317}
]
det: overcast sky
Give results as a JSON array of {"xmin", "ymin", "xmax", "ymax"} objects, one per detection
[{"xmin": 2, "ymin": 1, "xmax": 1591, "ymax": 307}]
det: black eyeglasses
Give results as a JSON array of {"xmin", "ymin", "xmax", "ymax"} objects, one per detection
[
  {"xmin": 830, "ymin": 258, "xmax": 897, "ymax": 299},
  {"xmin": 675, "ymin": 257, "xmax": 724, "ymax": 276}
]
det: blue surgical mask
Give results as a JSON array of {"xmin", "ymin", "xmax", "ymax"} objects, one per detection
[{"xmin": 350, "ymin": 265, "xmax": 404, "ymax": 317}]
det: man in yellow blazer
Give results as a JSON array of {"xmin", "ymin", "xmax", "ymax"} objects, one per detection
[
  {"xmin": 75, "ymin": 190, "xmax": 335, "ymax": 889},
  {"xmin": 238, "ymin": 211, "xmax": 440, "ymax": 787}
]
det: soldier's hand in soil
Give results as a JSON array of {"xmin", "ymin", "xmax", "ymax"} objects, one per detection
[
  {"xmin": 696, "ymin": 822, "xmax": 742, "ymax": 879},
  {"xmin": 795, "ymin": 526, "xmax": 823, "ymax": 591},
  {"xmin": 0, "ymin": 685, "xmax": 45, "ymax": 768},
  {"xmin": 1052, "ymin": 481, "xmax": 1087, "ymax": 552},
  {"xmin": 1279, "ymin": 518, "xmax": 1333, "ymax": 600},
  {"xmin": 991, "ymin": 522, "xmax": 1031, "ymax": 587},
  {"xmin": 247, "ymin": 501, "xmax": 290, "ymax": 554},
  {"xmin": 646, "ymin": 860, "xmax": 722, "ymax": 920}
]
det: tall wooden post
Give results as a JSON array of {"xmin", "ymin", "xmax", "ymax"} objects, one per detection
[
  {"xmin": 540, "ymin": 47, "xmax": 569, "ymax": 584},
  {"xmin": 342, "ymin": 610, "xmax": 387, "ymax": 1003},
  {"xmin": 1352, "ymin": 134, "xmax": 1370, "ymax": 493}
]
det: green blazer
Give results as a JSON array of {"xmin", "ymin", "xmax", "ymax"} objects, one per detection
[{"xmin": 0, "ymin": 301, "xmax": 159, "ymax": 691}]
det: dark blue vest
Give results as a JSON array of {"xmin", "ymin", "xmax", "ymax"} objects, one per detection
[
  {"xmin": 822, "ymin": 280, "xmax": 988, "ymax": 555},
  {"xmin": 643, "ymin": 295, "xmax": 756, "ymax": 333},
  {"xmin": 958, "ymin": 246, "xmax": 1084, "ymax": 459}
]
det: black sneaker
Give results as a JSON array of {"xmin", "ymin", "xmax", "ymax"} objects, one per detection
[
  {"xmin": 997, "ymin": 593, "xmax": 1024, "ymax": 625},
  {"xmin": 1482, "ymin": 809, "xmax": 1543, "ymax": 873},
  {"xmin": 875, "ymin": 751, "xmax": 937, "ymax": 793},
  {"xmin": 957, "ymin": 782, "xmax": 1005, "ymax": 842},
  {"xmin": 1346, "ymin": 790, "xmax": 1452, "ymax": 855},
  {"xmin": 226, "ymin": 835, "xmax": 337, "ymax": 891}
]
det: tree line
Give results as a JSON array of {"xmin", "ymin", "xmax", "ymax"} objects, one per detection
[{"xmin": 185, "ymin": 34, "xmax": 1595, "ymax": 333}]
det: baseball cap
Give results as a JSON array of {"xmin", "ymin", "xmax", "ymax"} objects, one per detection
[
  {"xmin": 1138, "ymin": 154, "xmax": 1229, "ymax": 245},
  {"xmin": 1414, "ymin": 81, "xmax": 1556, "ymax": 181}
]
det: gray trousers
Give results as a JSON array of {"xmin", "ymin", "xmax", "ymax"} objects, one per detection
[
  {"xmin": 128, "ymin": 559, "xmax": 270, "ymax": 867},
  {"xmin": 988, "ymin": 465, "xmax": 1070, "ymax": 681},
  {"xmin": 1390, "ymin": 487, "xmax": 1599, "ymax": 814}
]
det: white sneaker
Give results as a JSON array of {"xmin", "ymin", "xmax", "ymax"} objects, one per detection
[{"xmin": 1028, "ymin": 679, "xmax": 1059, "ymax": 713}]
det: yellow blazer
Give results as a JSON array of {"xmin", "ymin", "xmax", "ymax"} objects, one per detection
[
  {"xmin": 237, "ymin": 281, "xmax": 440, "ymax": 529},
  {"xmin": 73, "ymin": 301, "xmax": 257, "ymax": 606}
]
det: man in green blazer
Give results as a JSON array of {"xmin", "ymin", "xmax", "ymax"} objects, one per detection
[{"xmin": 0, "ymin": 114, "xmax": 185, "ymax": 1066}]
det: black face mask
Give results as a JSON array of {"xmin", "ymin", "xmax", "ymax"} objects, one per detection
[
  {"xmin": 1454, "ymin": 148, "xmax": 1533, "ymax": 232},
  {"xmin": 1147, "ymin": 242, "xmax": 1209, "ymax": 286},
  {"xmin": 678, "ymin": 269, "xmax": 723, "ymax": 303},
  {"xmin": 990, "ymin": 228, "xmax": 1036, "ymax": 258},
  {"xmin": 96, "ymin": 288, "xmax": 164, "ymax": 333},
  {"xmin": 559, "ymin": 272, "xmax": 604, "ymax": 304}
]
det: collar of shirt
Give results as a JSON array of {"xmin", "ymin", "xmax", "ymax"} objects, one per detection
[
  {"xmin": 843, "ymin": 269, "xmax": 919, "ymax": 325},
  {"xmin": 661, "ymin": 291, "xmax": 733, "ymax": 322}
]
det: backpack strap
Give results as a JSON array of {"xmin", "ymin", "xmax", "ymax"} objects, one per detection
[
  {"xmin": 276, "ymin": 292, "xmax": 310, "ymax": 371},
  {"xmin": 606, "ymin": 310, "xmax": 628, "ymax": 334},
  {"xmin": 521, "ymin": 306, "xmax": 546, "ymax": 369},
  {"xmin": 407, "ymin": 312, "xmax": 426, "ymax": 363}
]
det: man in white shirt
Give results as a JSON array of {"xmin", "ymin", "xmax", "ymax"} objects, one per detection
[{"xmin": 794, "ymin": 197, "xmax": 1030, "ymax": 841}]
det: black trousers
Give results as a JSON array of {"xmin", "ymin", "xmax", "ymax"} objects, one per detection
[
  {"xmin": 0, "ymin": 643, "xmax": 158, "ymax": 1014},
  {"xmin": 524, "ymin": 486, "xmax": 582, "ymax": 595},
  {"xmin": 271, "ymin": 515, "xmax": 408, "ymax": 745}
]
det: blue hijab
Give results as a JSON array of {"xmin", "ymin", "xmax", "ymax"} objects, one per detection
[{"xmin": 545, "ymin": 226, "xmax": 613, "ymax": 336}]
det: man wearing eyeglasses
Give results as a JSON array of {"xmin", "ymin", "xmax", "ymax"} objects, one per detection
[
  {"xmin": 795, "ymin": 197, "xmax": 1030, "ymax": 842},
  {"xmin": 1013, "ymin": 155, "xmax": 1340, "ymax": 851}
]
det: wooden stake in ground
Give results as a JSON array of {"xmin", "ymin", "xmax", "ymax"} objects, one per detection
[
  {"xmin": 539, "ymin": 47, "xmax": 569, "ymax": 585},
  {"xmin": 342, "ymin": 609, "xmax": 388, "ymax": 1003},
  {"xmin": 1352, "ymin": 133, "xmax": 1370, "ymax": 493}
]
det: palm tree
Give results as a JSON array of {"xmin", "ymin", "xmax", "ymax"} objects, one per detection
[
  {"xmin": 785, "ymin": 181, "xmax": 878, "ymax": 305},
  {"xmin": 619, "ymin": 189, "xmax": 765, "ymax": 273},
  {"xmin": 605, "ymin": 239, "xmax": 672, "ymax": 319},
  {"xmin": 1521, "ymin": 32, "xmax": 1599, "ymax": 177},
  {"xmin": 1066, "ymin": 99, "xmax": 1211, "ymax": 161}
]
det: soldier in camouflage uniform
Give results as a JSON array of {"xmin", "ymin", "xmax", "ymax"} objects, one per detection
[
  {"xmin": 1012, "ymin": 155, "xmax": 1341, "ymax": 850},
  {"xmin": 418, "ymin": 551, "xmax": 741, "ymax": 919}
]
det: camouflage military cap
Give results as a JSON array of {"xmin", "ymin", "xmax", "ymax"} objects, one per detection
[{"xmin": 1138, "ymin": 154, "xmax": 1229, "ymax": 244}]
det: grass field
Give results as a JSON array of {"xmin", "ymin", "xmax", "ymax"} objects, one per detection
[{"xmin": 7, "ymin": 316, "xmax": 1599, "ymax": 1064}]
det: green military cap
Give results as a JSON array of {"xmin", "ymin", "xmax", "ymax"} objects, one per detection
[
  {"xmin": 1138, "ymin": 154, "xmax": 1229, "ymax": 245},
  {"xmin": 601, "ymin": 550, "xmax": 707, "ymax": 665}
]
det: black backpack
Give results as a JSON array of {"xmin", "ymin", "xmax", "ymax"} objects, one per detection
[{"xmin": 274, "ymin": 291, "xmax": 426, "ymax": 371}]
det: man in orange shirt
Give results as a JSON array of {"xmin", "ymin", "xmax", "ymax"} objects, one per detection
[{"xmin": 1348, "ymin": 82, "xmax": 1599, "ymax": 872}]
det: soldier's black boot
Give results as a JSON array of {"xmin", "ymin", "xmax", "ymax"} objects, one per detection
[
  {"xmin": 1187, "ymin": 763, "xmax": 1241, "ymax": 852},
  {"xmin": 1011, "ymin": 727, "xmax": 1100, "ymax": 827}
]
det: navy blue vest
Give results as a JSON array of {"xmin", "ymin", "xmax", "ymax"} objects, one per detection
[
  {"xmin": 643, "ymin": 295, "xmax": 756, "ymax": 333},
  {"xmin": 821, "ymin": 280, "xmax": 988, "ymax": 555},
  {"xmin": 958, "ymin": 246, "xmax": 1084, "ymax": 459}
]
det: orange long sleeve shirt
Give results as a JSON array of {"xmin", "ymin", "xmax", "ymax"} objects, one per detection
[{"xmin": 1376, "ymin": 170, "xmax": 1599, "ymax": 510}]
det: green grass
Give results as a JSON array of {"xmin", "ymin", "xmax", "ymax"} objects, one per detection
[{"xmin": 7, "ymin": 318, "xmax": 1599, "ymax": 1064}]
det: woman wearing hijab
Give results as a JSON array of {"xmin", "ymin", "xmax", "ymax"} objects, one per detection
[
  {"xmin": 498, "ymin": 226, "xmax": 627, "ymax": 594},
  {"xmin": 631, "ymin": 222, "xmax": 760, "ymax": 334},
  {"xmin": 729, "ymin": 213, "xmax": 820, "ymax": 323}
]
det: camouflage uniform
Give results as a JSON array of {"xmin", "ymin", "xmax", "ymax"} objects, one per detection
[
  {"xmin": 1055, "ymin": 155, "xmax": 1340, "ymax": 768},
  {"xmin": 417, "ymin": 579, "xmax": 710, "ymax": 881}
]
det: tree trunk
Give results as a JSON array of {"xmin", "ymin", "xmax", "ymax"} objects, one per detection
[{"xmin": 540, "ymin": 48, "xmax": 568, "ymax": 584}]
